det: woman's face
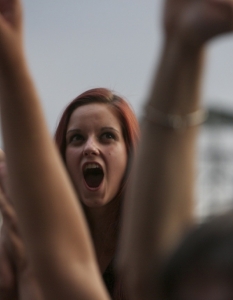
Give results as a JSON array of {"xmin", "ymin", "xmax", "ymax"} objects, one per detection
[{"xmin": 65, "ymin": 103, "xmax": 128, "ymax": 208}]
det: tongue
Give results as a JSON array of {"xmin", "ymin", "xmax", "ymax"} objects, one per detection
[{"xmin": 84, "ymin": 172, "xmax": 103, "ymax": 188}]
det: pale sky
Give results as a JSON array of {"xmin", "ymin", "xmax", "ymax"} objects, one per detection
[{"xmin": 6, "ymin": 1, "xmax": 233, "ymax": 135}]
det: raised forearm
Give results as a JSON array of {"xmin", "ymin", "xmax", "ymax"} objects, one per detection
[
  {"xmin": 149, "ymin": 38, "xmax": 204, "ymax": 113},
  {"xmin": 119, "ymin": 0, "xmax": 233, "ymax": 297},
  {"xmin": 120, "ymin": 41, "xmax": 203, "ymax": 297},
  {"xmin": 0, "ymin": 4, "xmax": 108, "ymax": 300}
]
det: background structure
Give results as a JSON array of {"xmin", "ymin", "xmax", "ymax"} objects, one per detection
[{"xmin": 197, "ymin": 110, "xmax": 233, "ymax": 220}]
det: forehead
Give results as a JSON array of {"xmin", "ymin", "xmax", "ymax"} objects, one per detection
[{"xmin": 67, "ymin": 103, "xmax": 121, "ymax": 130}]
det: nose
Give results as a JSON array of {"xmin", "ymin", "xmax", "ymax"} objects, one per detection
[{"xmin": 83, "ymin": 137, "xmax": 99, "ymax": 156}]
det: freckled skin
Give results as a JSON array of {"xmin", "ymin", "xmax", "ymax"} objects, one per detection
[{"xmin": 65, "ymin": 103, "xmax": 128, "ymax": 209}]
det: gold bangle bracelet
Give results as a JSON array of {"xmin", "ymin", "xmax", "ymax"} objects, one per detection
[{"xmin": 144, "ymin": 105, "xmax": 208, "ymax": 129}]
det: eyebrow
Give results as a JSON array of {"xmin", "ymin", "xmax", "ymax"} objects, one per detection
[
  {"xmin": 66, "ymin": 129, "xmax": 82, "ymax": 136},
  {"xmin": 100, "ymin": 127, "xmax": 120, "ymax": 133},
  {"xmin": 66, "ymin": 127, "xmax": 120, "ymax": 135}
]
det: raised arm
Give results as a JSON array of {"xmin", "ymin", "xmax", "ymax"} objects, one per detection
[
  {"xmin": 0, "ymin": 1, "xmax": 109, "ymax": 300},
  {"xmin": 118, "ymin": 0, "xmax": 233, "ymax": 299}
]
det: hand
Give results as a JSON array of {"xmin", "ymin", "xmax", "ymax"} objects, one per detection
[
  {"xmin": 0, "ymin": 156, "xmax": 44, "ymax": 300},
  {"xmin": 0, "ymin": 233, "xmax": 17, "ymax": 300},
  {"xmin": 0, "ymin": 190, "xmax": 19, "ymax": 300},
  {"xmin": 0, "ymin": 0, "xmax": 22, "ymax": 32},
  {"xmin": 164, "ymin": 0, "xmax": 233, "ymax": 47},
  {"xmin": 0, "ymin": 0, "xmax": 23, "ymax": 63},
  {"xmin": 0, "ymin": 152, "xmax": 25, "ymax": 270}
]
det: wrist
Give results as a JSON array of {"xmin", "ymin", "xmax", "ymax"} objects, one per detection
[
  {"xmin": 163, "ymin": 33, "xmax": 204, "ymax": 59},
  {"xmin": 147, "ymin": 38, "xmax": 205, "ymax": 115}
]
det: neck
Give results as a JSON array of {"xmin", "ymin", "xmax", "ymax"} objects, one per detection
[{"xmin": 83, "ymin": 196, "xmax": 121, "ymax": 273}]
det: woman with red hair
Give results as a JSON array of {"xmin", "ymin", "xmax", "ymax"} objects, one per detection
[{"xmin": 54, "ymin": 87, "xmax": 139, "ymax": 298}]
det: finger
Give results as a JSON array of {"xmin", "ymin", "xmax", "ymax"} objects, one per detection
[
  {"xmin": 0, "ymin": 194, "xmax": 19, "ymax": 234},
  {"xmin": 0, "ymin": 194, "xmax": 17, "ymax": 224},
  {"xmin": 2, "ymin": 225, "xmax": 26, "ymax": 270},
  {"xmin": 0, "ymin": 241, "xmax": 17, "ymax": 299},
  {"xmin": 0, "ymin": 149, "xmax": 7, "ymax": 189},
  {"xmin": 0, "ymin": 198, "xmax": 25, "ymax": 269},
  {"xmin": 0, "ymin": 148, "xmax": 5, "ymax": 162},
  {"xmin": 0, "ymin": 203, "xmax": 27, "ymax": 271},
  {"xmin": 0, "ymin": 155, "xmax": 10, "ymax": 198}
]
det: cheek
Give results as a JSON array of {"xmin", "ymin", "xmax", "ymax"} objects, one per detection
[
  {"xmin": 64, "ymin": 157, "xmax": 73, "ymax": 179},
  {"xmin": 108, "ymin": 146, "xmax": 127, "ymax": 176},
  {"xmin": 65, "ymin": 148, "xmax": 81, "ymax": 174},
  {"xmin": 65, "ymin": 149, "xmax": 72, "ymax": 170}
]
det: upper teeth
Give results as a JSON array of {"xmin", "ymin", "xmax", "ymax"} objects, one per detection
[{"xmin": 84, "ymin": 163, "xmax": 101, "ymax": 171}]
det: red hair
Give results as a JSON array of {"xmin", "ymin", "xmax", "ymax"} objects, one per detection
[{"xmin": 55, "ymin": 87, "xmax": 139, "ymax": 163}]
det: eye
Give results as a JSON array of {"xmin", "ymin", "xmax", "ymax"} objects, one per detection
[
  {"xmin": 67, "ymin": 133, "xmax": 84, "ymax": 145},
  {"xmin": 101, "ymin": 132, "xmax": 116, "ymax": 141}
]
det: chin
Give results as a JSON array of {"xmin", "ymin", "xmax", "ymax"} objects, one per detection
[{"xmin": 80, "ymin": 197, "xmax": 110, "ymax": 208}]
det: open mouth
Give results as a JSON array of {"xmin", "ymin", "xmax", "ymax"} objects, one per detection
[{"xmin": 83, "ymin": 163, "xmax": 104, "ymax": 188}]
